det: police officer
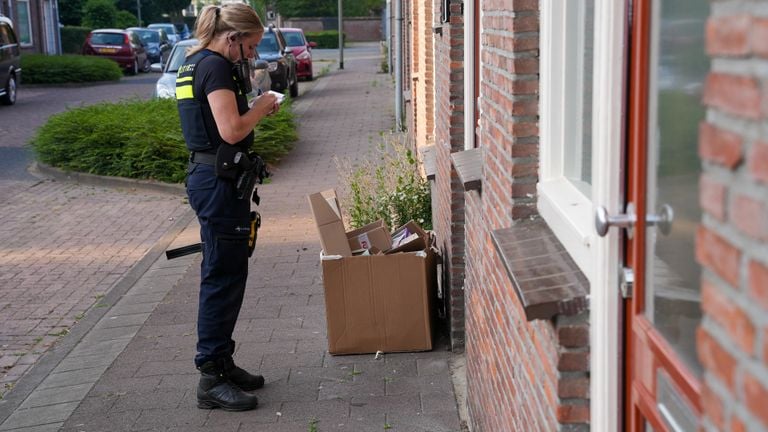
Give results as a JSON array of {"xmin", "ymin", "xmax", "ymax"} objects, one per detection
[{"xmin": 176, "ymin": 4, "xmax": 278, "ymax": 412}]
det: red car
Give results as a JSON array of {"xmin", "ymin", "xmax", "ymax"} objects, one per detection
[
  {"xmin": 82, "ymin": 29, "xmax": 150, "ymax": 75},
  {"xmin": 280, "ymin": 27, "xmax": 316, "ymax": 81}
]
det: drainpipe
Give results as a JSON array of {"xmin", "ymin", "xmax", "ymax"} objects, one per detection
[
  {"xmin": 54, "ymin": 0, "xmax": 61, "ymax": 54},
  {"xmin": 338, "ymin": 0, "xmax": 343, "ymax": 69},
  {"xmin": 385, "ymin": 0, "xmax": 391, "ymax": 75},
  {"xmin": 463, "ymin": 0, "xmax": 475, "ymax": 150},
  {"xmin": 394, "ymin": 0, "xmax": 403, "ymax": 131}
]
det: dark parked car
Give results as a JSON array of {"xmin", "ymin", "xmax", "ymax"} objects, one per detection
[
  {"xmin": 148, "ymin": 23, "xmax": 181, "ymax": 45},
  {"xmin": 82, "ymin": 29, "xmax": 150, "ymax": 75},
  {"xmin": 257, "ymin": 26, "xmax": 298, "ymax": 97},
  {"xmin": 0, "ymin": 14, "xmax": 20, "ymax": 105},
  {"xmin": 126, "ymin": 27, "xmax": 171, "ymax": 66},
  {"xmin": 174, "ymin": 23, "xmax": 191, "ymax": 40},
  {"xmin": 280, "ymin": 27, "xmax": 316, "ymax": 81}
]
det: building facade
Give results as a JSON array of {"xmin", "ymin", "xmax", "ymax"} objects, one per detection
[
  {"xmin": 0, "ymin": 0, "xmax": 60, "ymax": 54},
  {"xmin": 395, "ymin": 0, "xmax": 768, "ymax": 430}
]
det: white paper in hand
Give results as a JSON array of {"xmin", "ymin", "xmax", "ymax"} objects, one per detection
[{"xmin": 268, "ymin": 90, "xmax": 286, "ymax": 105}]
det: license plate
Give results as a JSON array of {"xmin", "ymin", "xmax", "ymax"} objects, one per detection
[{"xmin": 98, "ymin": 48, "xmax": 118, "ymax": 54}]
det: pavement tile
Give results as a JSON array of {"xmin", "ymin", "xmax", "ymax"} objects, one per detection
[
  {"xmin": 203, "ymin": 401, "xmax": 281, "ymax": 427},
  {"xmin": 18, "ymin": 383, "xmax": 92, "ymax": 409},
  {"xmin": 386, "ymin": 373, "xmax": 455, "ymax": 396},
  {"xmin": 278, "ymin": 398, "xmax": 351, "ymax": 422},
  {"xmin": 385, "ymin": 409, "xmax": 463, "ymax": 432},
  {"xmin": 131, "ymin": 407, "xmax": 210, "ymax": 430},
  {"xmin": 0, "ymin": 402, "xmax": 79, "ymax": 430}
]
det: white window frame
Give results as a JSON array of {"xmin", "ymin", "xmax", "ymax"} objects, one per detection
[
  {"xmin": 541, "ymin": 1, "xmax": 627, "ymax": 430},
  {"xmin": 17, "ymin": 0, "xmax": 33, "ymax": 47},
  {"xmin": 539, "ymin": 0, "xmax": 596, "ymax": 283}
]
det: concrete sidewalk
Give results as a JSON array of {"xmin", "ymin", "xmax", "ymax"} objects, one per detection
[{"xmin": 0, "ymin": 43, "xmax": 464, "ymax": 431}]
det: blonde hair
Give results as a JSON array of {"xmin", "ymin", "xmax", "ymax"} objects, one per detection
[{"xmin": 188, "ymin": 4, "xmax": 264, "ymax": 56}]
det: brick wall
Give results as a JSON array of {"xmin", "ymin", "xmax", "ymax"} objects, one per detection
[
  {"xmin": 698, "ymin": 5, "xmax": 768, "ymax": 431},
  {"xmin": 431, "ymin": 0, "xmax": 467, "ymax": 351},
  {"xmin": 462, "ymin": 0, "xmax": 580, "ymax": 430}
]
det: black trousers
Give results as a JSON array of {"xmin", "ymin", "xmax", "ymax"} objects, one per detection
[{"xmin": 186, "ymin": 163, "xmax": 251, "ymax": 367}]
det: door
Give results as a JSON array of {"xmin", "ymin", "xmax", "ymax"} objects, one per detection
[{"xmin": 624, "ymin": 0, "xmax": 709, "ymax": 429}]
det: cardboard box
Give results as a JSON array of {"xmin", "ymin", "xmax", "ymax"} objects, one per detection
[
  {"xmin": 321, "ymin": 248, "xmax": 435, "ymax": 354},
  {"xmin": 308, "ymin": 190, "xmax": 393, "ymax": 256},
  {"xmin": 346, "ymin": 220, "xmax": 392, "ymax": 252},
  {"xmin": 307, "ymin": 190, "xmax": 351, "ymax": 256}
]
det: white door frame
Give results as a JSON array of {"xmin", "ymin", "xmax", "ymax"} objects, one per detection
[{"xmin": 590, "ymin": 0, "xmax": 628, "ymax": 430}]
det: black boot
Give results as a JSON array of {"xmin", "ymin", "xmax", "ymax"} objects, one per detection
[
  {"xmin": 221, "ymin": 357, "xmax": 265, "ymax": 391},
  {"xmin": 197, "ymin": 361, "xmax": 259, "ymax": 411}
]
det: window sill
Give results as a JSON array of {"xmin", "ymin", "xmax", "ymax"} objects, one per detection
[
  {"xmin": 491, "ymin": 219, "xmax": 590, "ymax": 321},
  {"xmin": 421, "ymin": 144, "xmax": 436, "ymax": 180},
  {"xmin": 451, "ymin": 148, "xmax": 482, "ymax": 192}
]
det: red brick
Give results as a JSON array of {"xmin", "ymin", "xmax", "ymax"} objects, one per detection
[
  {"xmin": 730, "ymin": 194, "xmax": 768, "ymax": 240},
  {"xmin": 701, "ymin": 279, "xmax": 756, "ymax": 355},
  {"xmin": 699, "ymin": 175, "xmax": 727, "ymax": 221},
  {"xmin": 748, "ymin": 260, "xmax": 768, "ymax": 310},
  {"xmin": 558, "ymin": 351, "xmax": 589, "ymax": 372},
  {"xmin": 556, "ymin": 403, "xmax": 590, "ymax": 423},
  {"xmin": 748, "ymin": 141, "xmax": 768, "ymax": 184},
  {"xmin": 731, "ymin": 415, "xmax": 747, "ymax": 432},
  {"xmin": 703, "ymin": 73, "xmax": 762, "ymax": 119},
  {"xmin": 706, "ymin": 15, "xmax": 751, "ymax": 56},
  {"xmin": 743, "ymin": 373, "xmax": 768, "ymax": 427},
  {"xmin": 699, "ymin": 122, "xmax": 743, "ymax": 168},
  {"xmin": 700, "ymin": 384, "xmax": 725, "ymax": 431},
  {"xmin": 696, "ymin": 226, "xmax": 742, "ymax": 287},
  {"xmin": 558, "ymin": 376, "xmax": 590, "ymax": 399},
  {"xmin": 751, "ymin": 18, "xmax": 768, "ymax": 58},
  {"xmin": 558, "ymin": 325, "xmax": 589, "ymax": 348},
  {"xmin": 696, "ymin": 327, "xmax": 737, "ymax": 390}
]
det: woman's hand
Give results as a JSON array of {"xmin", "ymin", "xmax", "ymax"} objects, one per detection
[{"xmin": 250, "ymin": 92, "xmax": 279, "ymax": 117}]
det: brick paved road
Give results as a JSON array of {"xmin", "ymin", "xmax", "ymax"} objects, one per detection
[{"xmin": 0, "ymin": 74, "xmax": 189, "ymax": 398}]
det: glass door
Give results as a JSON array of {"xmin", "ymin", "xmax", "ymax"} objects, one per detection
[{"xmin": 624, "ymin": 0, "xmax": 708, "ymax": 430}]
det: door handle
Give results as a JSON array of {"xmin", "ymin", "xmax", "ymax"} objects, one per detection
[
  {"xmin": 646, "ymin": 204, "xmax": 674, "ymax": 236},
  {"xmin": 595, "ymin": 203, "xmax": 674, "ymax": 238},
  {"xmin": 595, "ymin": 202, "xmax": 637, "ymax": 238}
]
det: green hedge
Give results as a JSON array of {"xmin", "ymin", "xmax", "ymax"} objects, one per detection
[
  {"xmin": 305, "ymin": 30, "xmax": 346, "ymax": 49},
  {"xmin": 31, "ymin": 98, "xmax": 298, "ymax": 183},
  {"xmin": 21, "ymin": 54, "xmax": 123, "ymax": 84},
  {"xmin": 61, "ymin": 26, "xmax": 92, "ymax": 54}
]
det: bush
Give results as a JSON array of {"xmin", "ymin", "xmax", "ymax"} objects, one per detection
[
  {"xmin": 305, "ymin": 30, "xmax": 346, "ymax": 49},
  {"xmin": 252, "ymin": 95, "xmax": 299, "ymax": 162},
  {"xmin": 336, "ymin": 132, "xmax": 432, "ymax": 230},
  {"xmin": 115, "ymin": 10, "xmax": 138, "ymax": 29},
  {"xmin": 61, "ymin": 26, "xmax": 92, "ymax": 54},
  {"xmin": 21, "ymin": 54, "xmax": 123, "ymax": 84},
  {"xmin": 82, "ymin": 0, "xmax": 117, "ymax": 28},
  {"xmin": 31, "ymin": 97, "xmax": 299, "ymax": 183}
]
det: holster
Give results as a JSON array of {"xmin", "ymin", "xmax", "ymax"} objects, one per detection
[
  {"xmin": 214, "ymin": 144, "xmax": 242, "ymax": 181},
  {"xmin": 248, "ymin": 211, "xmax": 261, "ymax": 257}
]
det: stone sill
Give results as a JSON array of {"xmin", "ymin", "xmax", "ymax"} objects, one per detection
[
  {"xmin": 451, "ymin": 148, "xmax": 482, "ymax": 192},
  {"xmin": 421, "ymin": 144, "xmax": 437, "ymax": 180},
  {"xmin": 491, "ymin": 219, "xmax": 589, "ymax": 321}
]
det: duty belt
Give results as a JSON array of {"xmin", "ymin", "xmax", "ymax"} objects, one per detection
[{"xmin": 190, "ymin": 151, "xmax": 216, "ymax": 165}]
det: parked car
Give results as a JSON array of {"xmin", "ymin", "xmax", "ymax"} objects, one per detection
[
  {"xmin": 148, "ymin": 23, "xmax": 181, "ymax": 45},
  {"xmin": 0, "ymin": 14, "xmax": 20, "ymax": 105},
  {"xmin": 152, "ymin": 39, "xmax": 271, "ymax": 99},
  {"xmin": 280, "ymin": 27, "xmax": 316, "ymax": 81},
  {"xmin": 258, "ymin": 26, "xmax": 298, "ymax": 97},
  {"xmin": 82, "ymin": 29, "xmax": 150, "ymax": 75},
  {"xmin": 174, "ymin": 23, "xmax": 191, "ymax": 40},
  {"xmin": 126, "ymin": 27, "xmax": 171, "ymax": 66}
]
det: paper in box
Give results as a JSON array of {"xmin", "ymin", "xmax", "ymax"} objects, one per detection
[
  {"xmin": 347, "ymin": 220, "xmax": 392, "ymax": 252},
  {"xmin": 321, "ymin": 248, "xmax": 435, "ymax": 354}
]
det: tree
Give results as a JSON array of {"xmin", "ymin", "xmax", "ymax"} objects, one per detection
[
  {"xmin": 275, "ymin": 0, "xmax": 383, "ymax": 18},
  {"xmin": 82, "ymin": 0, "xmax": 118, "ymax": 28},
  {"xmin": 59, "ymin": 0, "xmax": 86, "ymax": 26},
  {"xmin": 156, "ymin": 0, "xmax": 192, "ymax": 20}
]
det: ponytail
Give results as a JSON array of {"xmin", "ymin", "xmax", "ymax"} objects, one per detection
[{"xmin": 187, "ymin": 4, "xmax": 264, "ymax": 56}]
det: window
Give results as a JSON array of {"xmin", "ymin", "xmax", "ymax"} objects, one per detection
[
  {"xmin": 17, "ymin": 0, "xmax": 32, "ymax": 46},
  {"xmin": 539, "ymin": 0, "xmax": 597, "ymax": 281}
]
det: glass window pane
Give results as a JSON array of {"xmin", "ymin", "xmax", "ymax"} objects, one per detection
[
  {"xmin": 563, "ymin": 0, "xmax": 595, "ymax": 198},
  {"xmin": 644, "ymin": 0, "xmax": 708, "ymax": 376},
  {"xmin": 17, "ymin": 1, "xmax": 31, "ymax": 45}
]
